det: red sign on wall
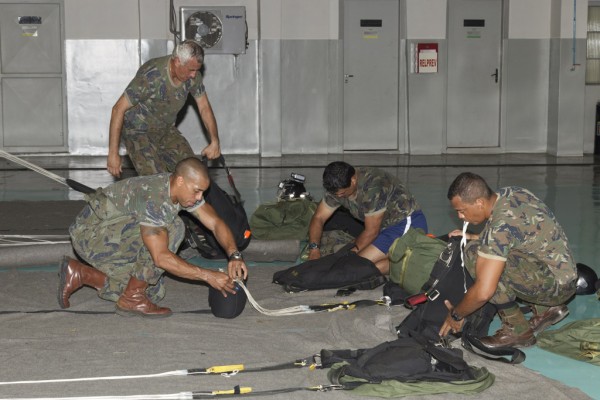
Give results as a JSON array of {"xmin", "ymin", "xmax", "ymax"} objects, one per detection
[{"xmin": 417, "ymin": 43, "xmax": 438, "ymax": 73}]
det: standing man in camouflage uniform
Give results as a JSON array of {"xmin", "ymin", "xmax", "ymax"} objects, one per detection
[
  {"xmin": 439, "ymin": 172, "xmax": 577, "ymax": 347},
  {"xmin": 107, "ymin": 40, "xmax": 220, "ymax": 178},
  {"xmin": 59, "ymin": 157, "xmax": 248, "ymax": 318},
  {"xmin": 307, "ymin": 161, "xmax": 427, "ymax": 274}
]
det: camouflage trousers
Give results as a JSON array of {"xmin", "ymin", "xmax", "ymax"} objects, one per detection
[
  {"xmin": 123, "ymin": 127, "xmax": 195, "ymax": 175},
  {"xmin": 69, "ymin": 204, "xmax": 186, "ymax": 303},
  {"xmin": 463, "ymin": 240, "xmax": 576, "ymax": 306}
]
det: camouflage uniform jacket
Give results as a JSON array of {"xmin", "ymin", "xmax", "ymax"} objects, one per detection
[
  {"xmin": 478, "ymin": 186, "xmax": 576, "ymax": 284},
  {"xmin": 79, "ymin": 173, "xmax": 204, "ymax": 233},
  {"xmin": 123, "ymin": 56, "xmax": 206, "ymax": 134},
  {"xmin": 323, "ymin": 167, "xmax": 420, "ymax": 229}
]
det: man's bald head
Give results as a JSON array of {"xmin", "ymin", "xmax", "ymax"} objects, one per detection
[{"xmin": 173, "ymin": 157, "xmax": 209, "ymax": 182}]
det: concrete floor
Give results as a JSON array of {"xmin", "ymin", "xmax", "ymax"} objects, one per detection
[{"xmin": 1, "ymin": 153, "xmax": 599, "ymax": 399}]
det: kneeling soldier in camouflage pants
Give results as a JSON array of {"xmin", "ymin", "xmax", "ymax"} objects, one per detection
[
  {"xmin": 439, "ymin": 172, "xmax": 577, "ymax": 348},
  {"xmin": 58, "ymin": 157, "xmax": 248, "ymax": 318}
]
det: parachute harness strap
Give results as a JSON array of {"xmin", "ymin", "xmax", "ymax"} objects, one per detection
[{"xmin": 460, "ymin": 221, "xmax": 469, "ymax": 293}]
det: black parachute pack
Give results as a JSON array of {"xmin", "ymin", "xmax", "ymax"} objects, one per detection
[
  {"xmin": 395, "ymin": 236, "xmax": 526, "ymax": 364},
  {"xmin": 320, "ymin": 331, "xmax": 495, "ymax": 396},
  {"xmin": 272, "ymin": 243, "xmax": 386, "ymax": 292},
  {"xmin": 208, "ymin": 280, "xmax": 247, "ymax": 319},
  {"xmin": 183, "ymin": 156, "xmax": 251, "ymax": 259}
]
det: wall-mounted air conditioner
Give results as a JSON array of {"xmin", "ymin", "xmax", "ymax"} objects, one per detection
[{"xmin": 180, "ymin": 6, "xmax": 247, "ymax": 55}]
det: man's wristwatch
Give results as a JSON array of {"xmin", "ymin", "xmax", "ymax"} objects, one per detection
[
  {"xmin": 229, "ymin": 250, "xmax": 243, "ymax": 261},
  {"xmin": 308, "ymin": 242, "xmax": 320, "ymax": 250},
  {"xmin": 451, "ymin": 310, "xmax": 463, "ymax": 322}
]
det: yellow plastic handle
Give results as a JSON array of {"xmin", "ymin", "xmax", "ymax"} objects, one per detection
[
  {"xmin": 206, "ymin": 364, "xmax": 245, "ymax": 374},
  {"xmin": 213, "ymin": 387, "xmax": 252, "ymax": 395}
]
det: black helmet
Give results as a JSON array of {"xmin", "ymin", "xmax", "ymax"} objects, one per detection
[
  {"xmin": 575, "ymin": 263, "xmax": 599, "ymax": 295},
  {"xmin": 277, "ymin": 173, "xmax": 312, "ymax": 201}
]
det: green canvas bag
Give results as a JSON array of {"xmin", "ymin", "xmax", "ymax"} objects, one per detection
[
  {"xmin": 249, "ymin": 200, "xmax": 317, "ymax": 240},
  {"xmin": 387, "ymin": 228, "xmax": 447, "ymax": 295},
  {"xmin": 537, "ymin": 318, "xmax": 600, "ymax": 366},
  {"xmin": 329, "ymin": 364, "xmax": 494, "ymax": 398}
]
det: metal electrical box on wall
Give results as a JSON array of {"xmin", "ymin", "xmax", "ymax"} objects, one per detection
[{"xmin": 180, "ymin": 6, "xmax": 247, "ymax": 55}]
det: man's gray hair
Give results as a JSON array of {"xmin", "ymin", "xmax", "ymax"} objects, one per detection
[{"xmin": 173, "ymin": 40, "xmax": 204, "ymax": 65}]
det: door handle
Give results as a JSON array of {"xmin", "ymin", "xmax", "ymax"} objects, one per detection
[
  {"xmin": 344, "ymin": 74, "xmax": 354, "ymax": 78},
  {"xmin": 491, "ymin": 68, "xmax": 498, "ymax": 83}
]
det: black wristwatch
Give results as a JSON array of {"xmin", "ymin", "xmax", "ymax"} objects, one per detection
[
  {"xmin": 451, "ymin": 310, "xmax": 463, "ymax": 322},
  {"xmin": 308, "ymin": 242, "xmax": 320, "ymax": 250},
  {"xmin": 229, "ymin": 250, "xmax": 243, "ymax": 261}
]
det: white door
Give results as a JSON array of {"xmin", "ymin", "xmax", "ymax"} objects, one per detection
[
  {"xmin": 343, "ymin": 0, "xmax": 399, "ymax": 150},
  {"xmin": 447, "ymin": 0, "xmax": 502, "ymax": 148}
]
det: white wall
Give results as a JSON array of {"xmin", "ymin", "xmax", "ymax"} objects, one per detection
[
  {"xmin": 508, "ymin": 0, "xmax": 552, "ymax": 39},
  {"xmin": 54, "ymin": 0, "xmax": 591, "ymax": 156},
  {"xmin": 405, "ymin": 0, "xmax": 446, "ymax": 39}
]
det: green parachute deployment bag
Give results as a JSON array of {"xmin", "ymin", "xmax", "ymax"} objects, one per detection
[
  {"xmin": 537, "ymin": 318, "xmax": 600, "ymax": 366},
  {"xmin": 323, "ymin": 334, "xmax": 495, "ymax": 398},
  {"xmin": 387, "ymin": 228, "xmax": 447, "ymax": 296},
  {"xmin": 249, "ymin": 200, "xmax": 317, "ymax": 240}
]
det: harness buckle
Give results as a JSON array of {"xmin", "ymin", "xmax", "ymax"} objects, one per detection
[
  {"xmin": 294, "ymin": 358, "xmax": 308, "ymax": 367},
  {"xmin": 427, "ymin": 290, "xmax": 440, "ymax": 301},
  {"xmin": 309, "ymin": 354, "xmax": 322, "ymax": 370},
  {"xmin": 381, "ymin": 296, "xmax": 392, "ymax": 308},
  {"xmin": 435, "ymin": 336, "xmax": 452, "ymax": 348},
  {"xmin": 315, "ymin": 384, "xmax": 343, "ymax": 392},
  {"xmin": 439, "ymin": 246, "xmax": 453, "ymax": 267}
]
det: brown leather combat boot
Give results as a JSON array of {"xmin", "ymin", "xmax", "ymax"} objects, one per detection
[
  {"xmin": 479, "ymin": 306, "xmax": 536, "ymax": 348},
  {"xmin": 529, "ymin": 304, "xmax": 569, "ymax": 334},
  {"xmin": 58, "ymin": 256, "xmax": 107, "ymax": 309},
  {"xmin": 116, "ymin": 276, "xmax": 172, "ymax": 318}
]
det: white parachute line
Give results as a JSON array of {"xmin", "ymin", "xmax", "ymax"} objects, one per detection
[
  {"xmin": 0, "ymin": 393, "xmax": 194, "ymax": 400},
  {"xmin": 235, "ymin": 279, "xmax": 314, "ymax": 316},
  {"xmin": 0, "ymin": 148, "xmax": 68, "ymax": 187},
  {"xmin": 460, "ymin": 221, "xmax": 469, "ymax": 293},
  {"xmin": 0, "ymin": 235, "xmax": 70, "ymax": 240},
  {"xmin": 0, "ymin": 235, "xmax": 71, "ymax": 246},
  {"xmin": 0, "ymin": 370, "xmax": 189, "ymax": 386}
]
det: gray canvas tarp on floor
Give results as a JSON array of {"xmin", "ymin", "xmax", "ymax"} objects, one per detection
[{"xmin": 0, "ymin": 266, "xmax": 591, "ymax": 400}]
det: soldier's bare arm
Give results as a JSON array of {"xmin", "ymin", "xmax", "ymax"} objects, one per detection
[
  {"xmin": 140, "ymin": 225, "xmax": 235, "ymax": 295},
  {"xmin": 195, "ymin": 93, "xmax": 221, "ymax": 160},
  {"xmin": 107, "ymin": 94, "xmax": 133, "ymax": 178},
  {"xmin": 192, "ymin": 204, "xmax": 248, "ymax": 279},
  {"xmin": 307, "ymin": 201, "xmax": 337, "ymax": 260},
  {"xmin": 354, "ymin": 211, "xmax": 385, "ymax": 251}
]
